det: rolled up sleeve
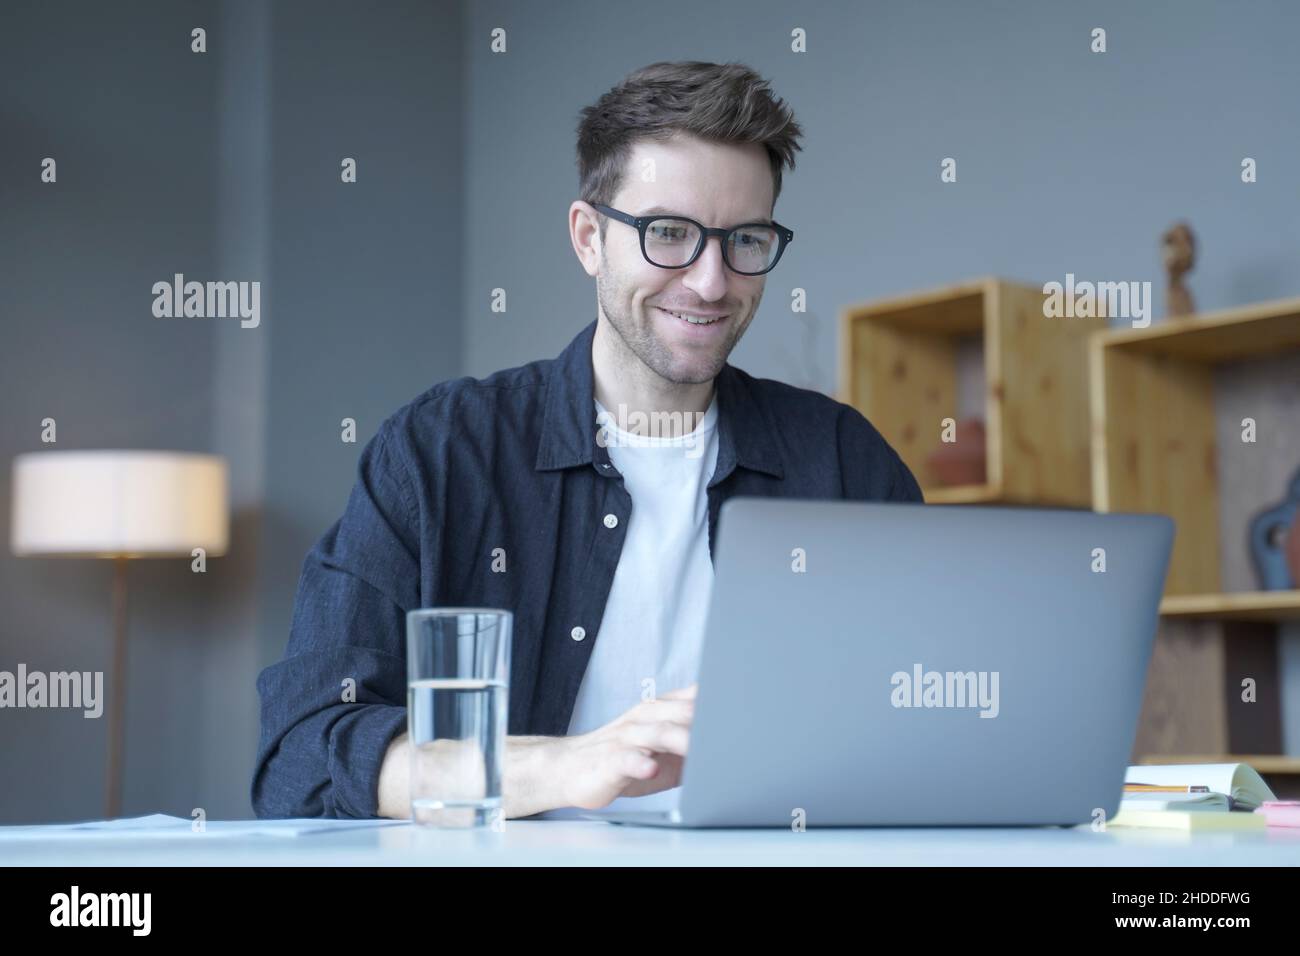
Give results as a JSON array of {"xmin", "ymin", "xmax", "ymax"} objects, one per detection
[{"xmin": 252, "ymin": 422, "xmax": 422, "ymax": 818}]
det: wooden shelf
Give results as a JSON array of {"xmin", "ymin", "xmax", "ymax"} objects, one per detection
[
  {"xmin": 921, "ymin": 484, "xmax": 1094, "ymax": 507},
  {"xmin": 1136, "ymin": 755, "xmax": 1300, "ymax": 775},
  {"xmin": 842, "ymin": 277, "xmax": 1103, "ymax": 507},
  {"xmin": 922, "ymin": 484, "xmax": 1003, "ymax": 505},
  {"xmin": 1090, "ymin": 294, "xmax": 1300, "ymax": 596},
  {"xmin": 1098, "ymin": 296, "xmax": 1300, "ymax": 362},
  {"xmin": 1160, "ymin": 590, "xmax": 1300, "ymax": 621}
]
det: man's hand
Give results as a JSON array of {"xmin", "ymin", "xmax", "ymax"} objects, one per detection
[
  {"xmin": 553, "ymin": 682, "xmax": 698, "ymax": 811},
  {"xmin": 377, "ymin": 682, "xmax": 699, "ymax": 819}
]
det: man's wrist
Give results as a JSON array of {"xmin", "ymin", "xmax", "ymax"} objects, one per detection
[
  {"xmin": 504, "ymin": 735, "xmax": 568, "ymax": 819},
  {"xmin": 376, "ymin": 731, "xmax": 411, "ymax": 819},
  {"xmin": 378, "ymin": 732, "xmax": 569, "ymax": 820}
]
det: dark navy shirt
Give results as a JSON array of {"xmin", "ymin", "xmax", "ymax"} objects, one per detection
[{"xmin": 252, "ymin": 319, "xmax": 923, "ymax": 818}]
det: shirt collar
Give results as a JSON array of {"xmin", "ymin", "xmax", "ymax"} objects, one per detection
[{"xmin": 534, "ymin": 319, "xmax": 785, "ymax": 481}]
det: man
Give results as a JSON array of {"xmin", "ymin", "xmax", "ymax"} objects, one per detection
[{"xmin": 253, "ymin": 61, "xmax": 922, "ymax": 821}]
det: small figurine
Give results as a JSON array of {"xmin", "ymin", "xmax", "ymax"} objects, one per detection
[{"xmin": 1161, "ymin": 221, "xmax": 1197, "ymax": 319}]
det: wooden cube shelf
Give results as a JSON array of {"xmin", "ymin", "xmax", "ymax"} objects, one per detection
[
  {"xmin": 1096, "ymin": 298, "xmax": 1300, "ymax": 764},
  {"xmin": 840, "ymin": 278, "xmax": 1105, "ymax": 506},
  {"xmin": 1090, "ymin": 295, "xmax": 1300, "ymax": 598}
]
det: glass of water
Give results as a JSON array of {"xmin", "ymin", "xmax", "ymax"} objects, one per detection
[{"xmin": 405, "ymin": 608, "xmax": 511, "ymax": 828}]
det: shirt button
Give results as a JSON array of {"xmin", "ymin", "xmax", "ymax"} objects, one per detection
[
  {"xmin": 603, "ymin": 513, "xmax": 619, "ymax": 529},
  {"xmin": 571, "ymin": 626, "xmax": 586, "ymax": 641}
]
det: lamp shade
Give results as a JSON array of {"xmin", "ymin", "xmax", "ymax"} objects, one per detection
[{"xmin": 10, "ymin": 450, "xmax": 229, "ymax": 558}]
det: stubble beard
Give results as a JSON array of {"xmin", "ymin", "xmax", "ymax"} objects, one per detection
[{"xmin": 595, "ymin": 267, "xmax": 747, "ymax": 387}]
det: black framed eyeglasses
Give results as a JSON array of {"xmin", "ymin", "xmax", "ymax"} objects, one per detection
[{"xmin": 592, "ymin": 203, "xmax": 793, "ymax": 276}]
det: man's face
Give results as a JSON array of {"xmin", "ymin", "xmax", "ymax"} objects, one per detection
[{"xmin": 594, "ymin": 135, "xmax": 775, "ymax": 385}]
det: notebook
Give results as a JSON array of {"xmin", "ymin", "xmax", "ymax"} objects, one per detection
[
  {"xmin": 1108, "ymin": 809, "xmax": 1267, "ymax": 831},
  {"xmin": 1107, "ymin": 763, "xmax": 1277, "ymax": 830}
]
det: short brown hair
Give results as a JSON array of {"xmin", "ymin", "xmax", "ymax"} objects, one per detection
[{"xmin": 576, "ymin": 61, "xmax": 803, "ymax": 234}]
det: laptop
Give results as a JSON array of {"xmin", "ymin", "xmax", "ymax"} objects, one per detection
[{"xmin": 582, "ymin": 497, "xmax": 1173, "ymax": 828}]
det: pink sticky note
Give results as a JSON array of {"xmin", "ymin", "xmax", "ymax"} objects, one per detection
[{"xmin": 1254, "ymin": 801, "xmax": 1300, "ymax": 828}]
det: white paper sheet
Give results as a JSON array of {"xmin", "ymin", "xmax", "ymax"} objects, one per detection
[{"xmin": 0, "ymin": 813, "xmax": 410, "ymax": 840}]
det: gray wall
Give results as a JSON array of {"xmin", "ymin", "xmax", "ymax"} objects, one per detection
[
  {"xmin": 1, "ymin": 0, "xmax": 463, "ymax": 823},
  {"xmin": 253, "ymin": 0, "xmax": 464, "ymax": 678},
  {"xmin": 0, "ymin": 1, "xmax": 221, "ymax": 822}
]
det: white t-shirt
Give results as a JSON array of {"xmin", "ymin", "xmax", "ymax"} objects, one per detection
[{"xmin": 545, "ymin": 392, "xmax": 720, "ymax": 817}]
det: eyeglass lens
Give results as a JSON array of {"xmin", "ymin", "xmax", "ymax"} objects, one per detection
[{"xmin": 643, "ymin": 218, "xmax": 779, "ymax": 274}]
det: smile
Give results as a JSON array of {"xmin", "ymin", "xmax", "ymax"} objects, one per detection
[{"xmin": 655, "ymin": 307, "xmax": 729, "ymax": 326}]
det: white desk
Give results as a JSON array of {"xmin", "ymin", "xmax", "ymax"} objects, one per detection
[{"xmin": 2, "ymin": 819, "xmax": 1299, "ymax": 866}]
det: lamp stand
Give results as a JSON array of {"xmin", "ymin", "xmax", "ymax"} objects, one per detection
[{"xmin": 106, "ymin": 556, "xmax": 128, "ymax": 819}]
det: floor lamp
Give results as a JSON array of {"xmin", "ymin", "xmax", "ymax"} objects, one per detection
[{"xmin": 10, "ymin": 450, "xmax": 229, "ymax": 819}]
